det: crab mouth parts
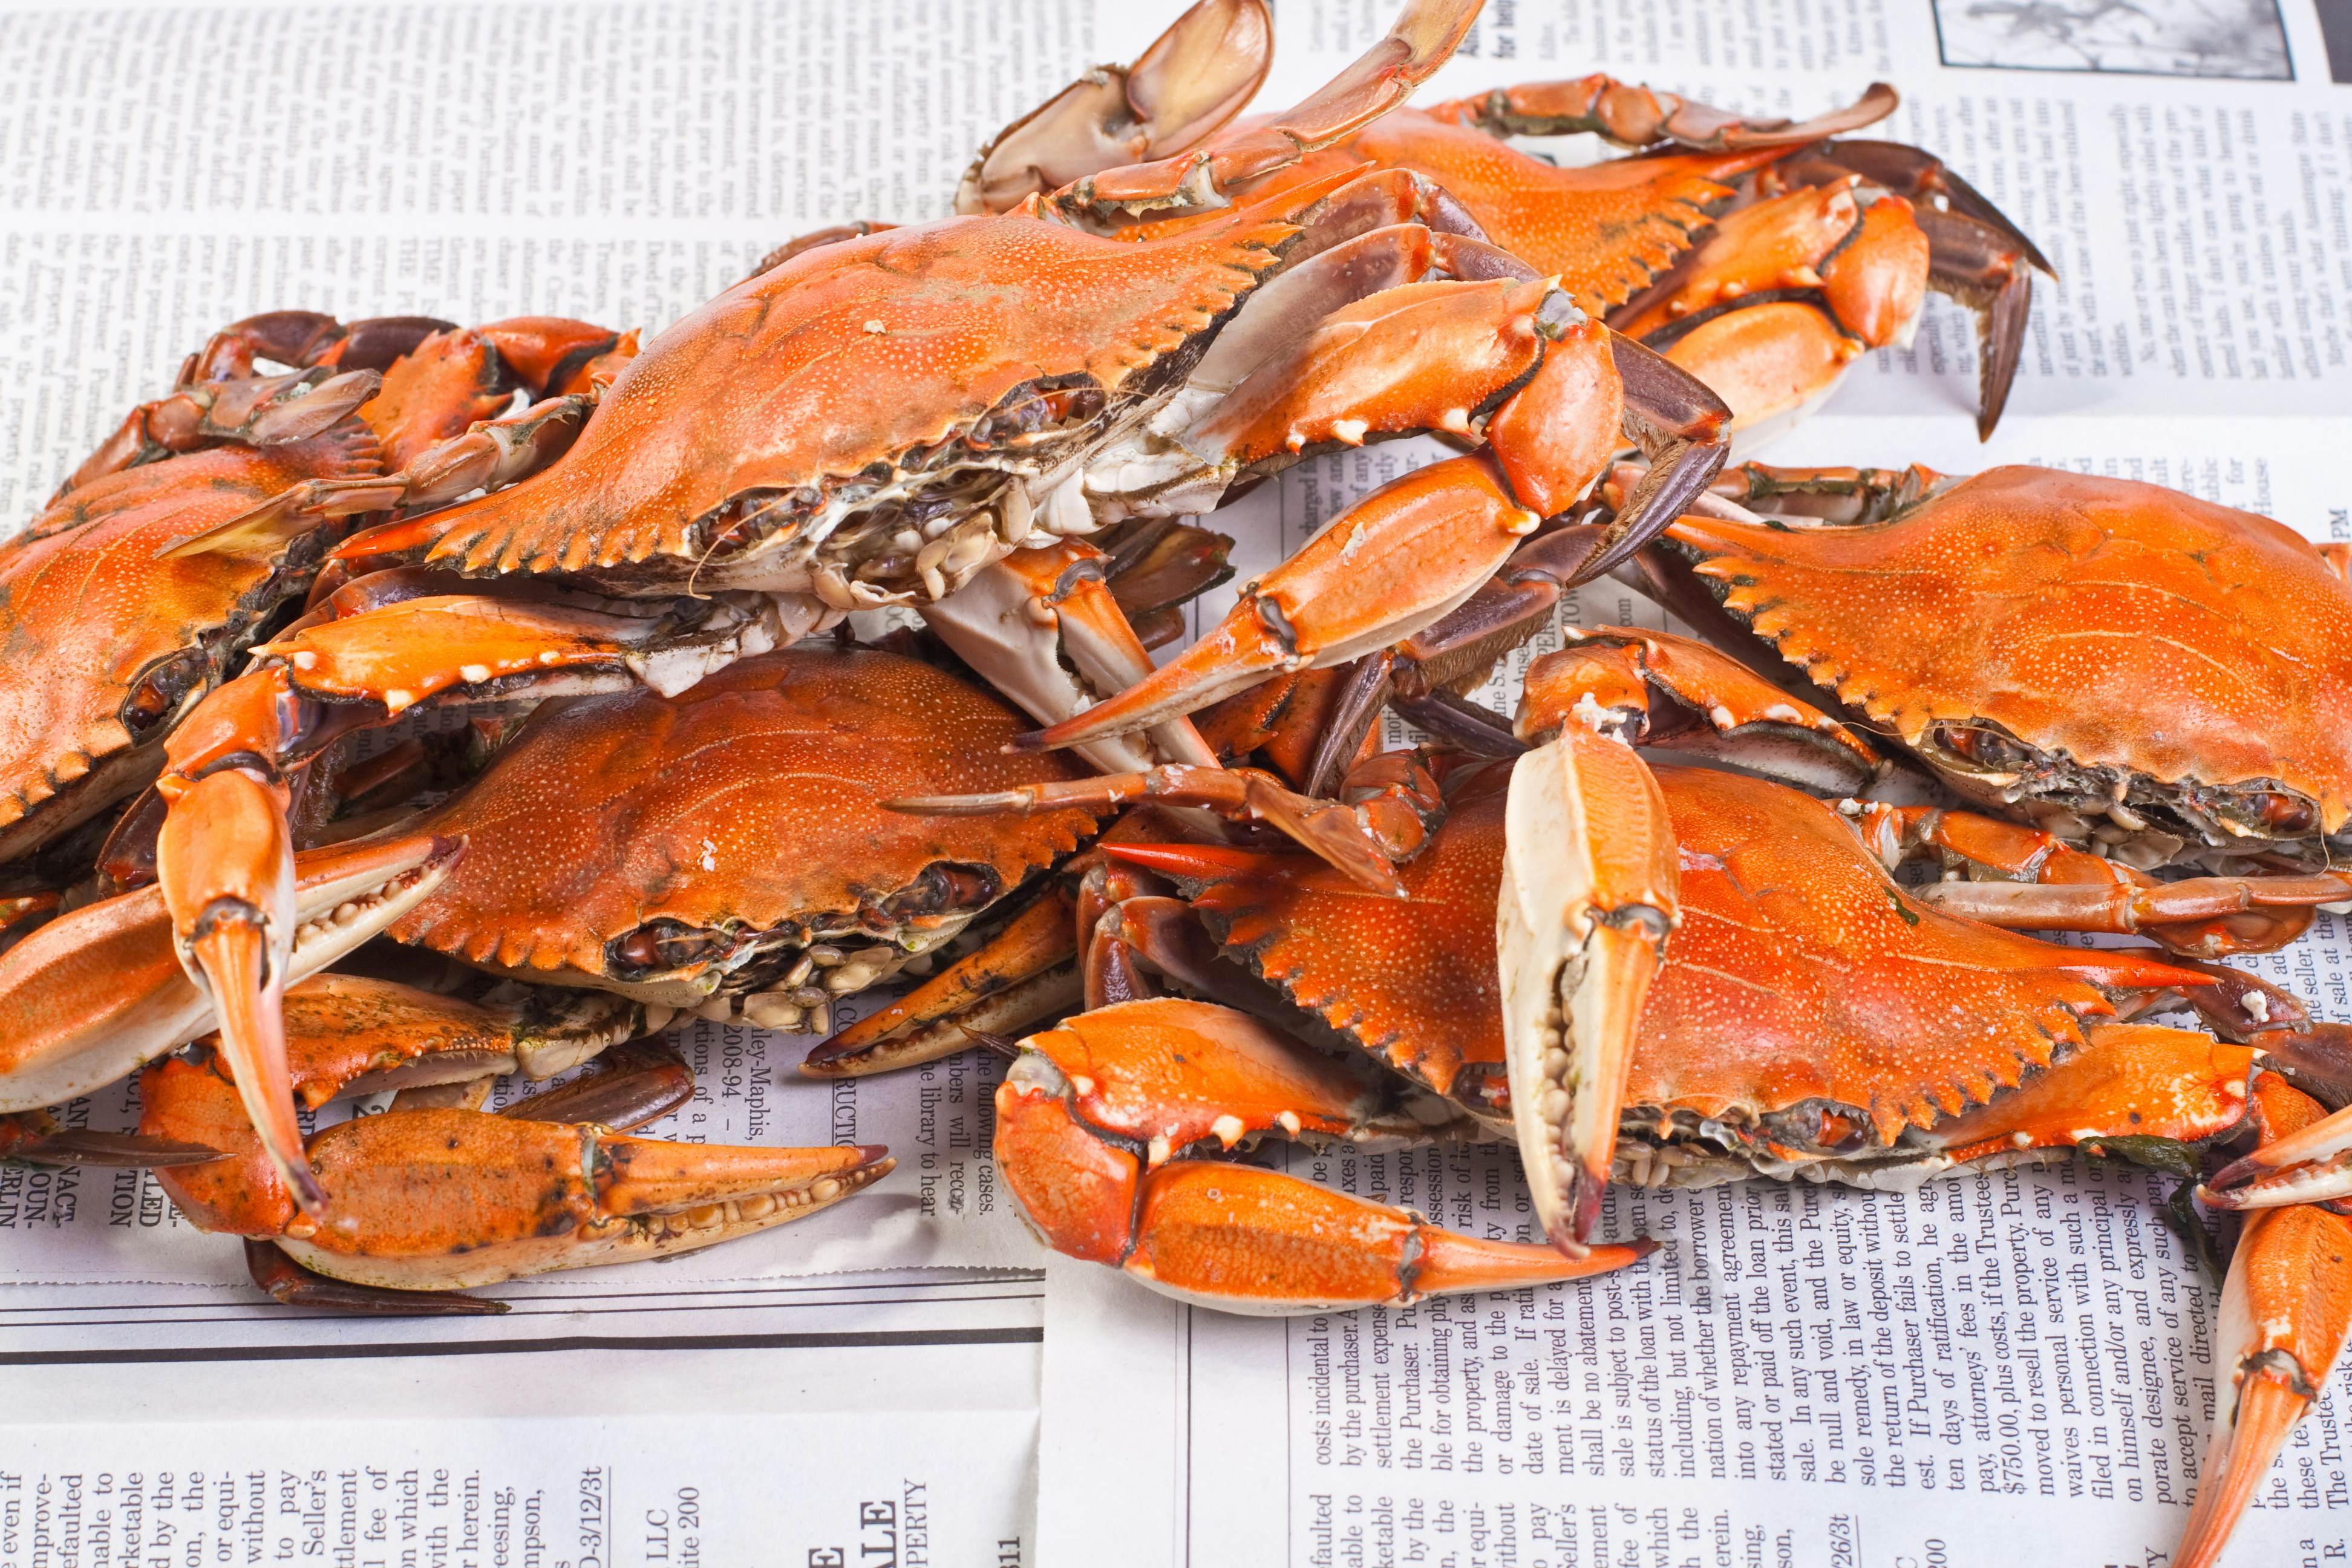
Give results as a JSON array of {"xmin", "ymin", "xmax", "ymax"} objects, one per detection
[
  {"xmin": 1921, "ymin": 720, "xmax": 2330, "ymax": 864},
  {"xmin": 628, "ymin": 374, "xmax": 1131, "ymax": 599},
  {"xmin": 599, "ymin": 906, "xmax": 987, "ymax": 1026}
]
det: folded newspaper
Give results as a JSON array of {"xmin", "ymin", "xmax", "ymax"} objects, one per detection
[{"xmin": 1, "ymin": 0, "xmax": 2348, "ymax": 1563}]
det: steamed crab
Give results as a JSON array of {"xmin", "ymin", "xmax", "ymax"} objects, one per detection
[
  {"xmin": 4, "ymin": 642, "xmax": 1106, "ymax": 1304},
  {"xmin": 955, "ymin": 0, "xmax": 2050, "ymax": 440},
  {"xmin": 125, "ymin": 0, "xmax": 1760, "ymax": 1214},
  {"xmin": 0, "ymin": 309, "xmax": 633, "ymax": 882},
  {"xmin": 884, "ymin": 644, "xmax": 2352, "ymax": 1568},
  {"xmin": 1645, "ymin": 462, "xmax": 2352, "ymax": 880}
]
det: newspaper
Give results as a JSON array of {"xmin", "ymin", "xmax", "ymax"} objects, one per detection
[{"xmin": 4, "ymin": 0, "xmax": 2352, "ymax": 1563}]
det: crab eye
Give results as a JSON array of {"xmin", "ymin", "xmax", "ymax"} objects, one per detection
[
  {"xmin": 2250, "ymin": 791, "xmax": 2318, "ymax": 834},
  {"xmin": 120, "ymin": 647, "xmax": 212, "ymax": 741},
  {"xmin": 609, "ymin": 921, "xmax": 728, "ymax": 979},
  {"xmin": 1933, "ymin": 723, "xmax": 2027, "ymax": 770}
]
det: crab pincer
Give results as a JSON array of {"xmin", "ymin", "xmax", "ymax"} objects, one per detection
[
  {"xmin": 142, "ymin": 976, "xmax": 891, "ymax": 1306},
  {"xmin": 995, "ymin": 998, "xmax": 1652, "ymax": 1310},
  {"xmin": 2178, "ymin": 1088, "xmax": 2352, "ymax": 1568},
  {"xmin": 1498, "ymin": 719, "xmax": 1677, "ymax": 1253},
  {"xmin": 0, "ymin": 831, "xmax": 456, "ymax": 1121}
]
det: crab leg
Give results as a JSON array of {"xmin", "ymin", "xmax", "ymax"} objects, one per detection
[
  {"xmin": 1786, "ymin": 140, "xmax": 2052, "ymax": 438},
  {"xmin": 1855, "ymin": 803, "xmax": 2352, "ymax": 958},
  {"xmin": 1010, "ymin": 285, "xmax": 1725, "ymax": 756},
  {"xmin": 2170, "ymin": 1203, "xmax": 2352, "ymax": 1568},
  {"xmin": 0, "ymin": 1112, "xmax": 220, "ymax": 1170},
  {"xmin": 143, "ymin": 1001, "xmax": 889, "ymax": 1299},
  {"xmin": 1053, "ymin": 0, "xmax": 1481, "ymax": 222},
  {"xmin": 895, "ymin": 752, "xmax": 1446, "ymax": 895},
  {"xmin": 1613, "ymin": 182, "xmax": 1929, "ymax": 439},
  {"xmin": 1515, "ymin": 627, "xmax": 1881, "ymax": 794},
  {"xmin": 2170, "ymin": 1077, "xmax": 2352, "ymax": 1568},
  {"xmin": 998, "ymin": 998, "xmax": 1646, "ymax": 1309},
  {"xmin": 803, "ymin": 886, "xmax": 1083, "ymax": 1078},
  {"xmin": 54, "ymin": 367, "xmax": 387, "ymax": 502},
  {"xmin": 1428, "ymin": 76, "xmax": 1896, "ymax": 153},
  {"xmin": 1906, "ymin": 1024, "xmax": 2259, "ymax": 1164},
  {"xmin": 921, "ymin": 538, "xmax": 1218, "ymax": 774},
  {"xmin": 2204, "ymin": 1099, "xmax": 2352, "ymax": 1210}
]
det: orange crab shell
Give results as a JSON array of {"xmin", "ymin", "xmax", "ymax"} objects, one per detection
[
  {"xmin": 388, "ymin": 647, "xmax": 1106, "ymax": 991},
  {"xmin": 400, "ymin": 214, "xmax": 1300, "ymax": 579},
  {"xmin": 1183, "ymin": 762, "xmax": 1517, "ymax": 1106},
  {"xmin": 1668, "ymin": 467, "xmax": 2352, "ymax": 836},
  {"xmin": 1155, "ymin": 760, "xmax": 2220, "ymax": 1146},
  {"xmin": 1340, "ymin": 112, "xmax": 1784, "ymax": 316},
  {"xmin": 0, "ymin": 426, "xmax": 382, "ymax": 860}
]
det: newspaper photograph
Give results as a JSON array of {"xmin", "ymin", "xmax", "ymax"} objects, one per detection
[{"xmin": 1, "ymin": 0, "xmax": 2350, "ymax": 1564}]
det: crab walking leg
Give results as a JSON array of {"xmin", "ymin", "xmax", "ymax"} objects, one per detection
[
  {"xmin": 894, "ymin": 753, "xmax": 1448, "ymax": 896},
  {"xmin": 1854, "ymin": 802, "xmax": 2352, "ymax": 957},
  {"xmin": 996, "ymin": 999, "xmax": 1649, "ymax": 1309},
  {"xmin": 803, "ymin": 884, "xmax": 1083, "ymax": 1077},
  {"xmin": 0, "ymin": 832, "xmax": 456, "ymax": 1116},
  {"xmin": 1426, "ymin": 76, "xmax": 1897, "ymax": 153},
  {"xmin": 0, "ymin": 1112, "xmax": 221, "ymax": 1170},
  {"xmin": 1498, "ymin": 720, "xmax": 1678, "ymax": 1254},
  {"xmin": 1057, "ymin": 0, "xmax": 1481, "ymax": 221},
  {"xmin": 1907, "ymin": 1023, "xmax": 2259, "ymax": 1162}
]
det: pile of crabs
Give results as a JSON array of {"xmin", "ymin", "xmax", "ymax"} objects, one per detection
[{"xmin": 3, "ymin": 1, "xmax": 2348, "ymax": 1560}]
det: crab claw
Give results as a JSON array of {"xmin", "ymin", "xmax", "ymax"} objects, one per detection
[
  {"xmin": 1498, "ymin": 722, "xmax": 1678, "ymax": 1254},
  {"xmin": 996, "ymin": 999, "xmax": 1655, "ymax": 1309},
  {"xmin": 1012, "ymin": 453, "xmax": 1540, "ymax": 755},
  {"xmin": 2203, "ymin": 1097, "xmax": 2352, "ymax": 1209},
  {"xmin": 147, "ymin": 1033, "xmax": 895, "ymax": 1294},
  {"xmin": 154, "ymin": 769, "xmax": 321, "ymax": 1214},
  {"xmin": 956, "ymin": 0, "xmax": 1273, "ymax": 214},
  {"xmin": 276, "ymin": 1125, "xmax": 892, "ymax": 1292},
  {"xmin": 0, "ymin": 831, "xmax": 457, "ymax": 1116},
  {"xmin": 2174, "ymin": 1203, "xmax": 2352, "ymax": 1568}
]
